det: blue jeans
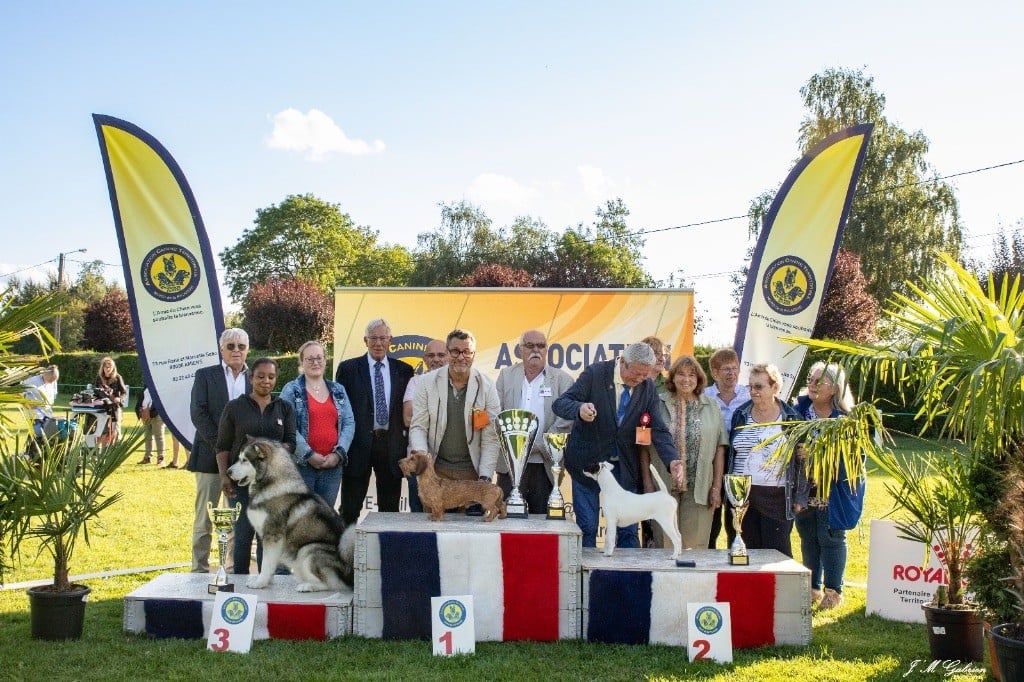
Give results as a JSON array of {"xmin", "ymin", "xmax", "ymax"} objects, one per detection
[
  {"xmin": 232, "ymin": 483, "xmax": 262, "ymax": 575},
  {"xmin": 795, "ymin": 506, "xmax": 848, "ymax": 592},
  {"xmin": 572, "ymin": 461, "xmax": 640, "ymax": 549},
  {"xmin": 299, "ymin": 463, "xmax": 343, "ymax": 509}
]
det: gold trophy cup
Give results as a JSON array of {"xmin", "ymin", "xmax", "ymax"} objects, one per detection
[
  {"xmin": 207, "ymin": 502, "xmax": 241, "ymax": 594},
  {"xmin": 724, "ymin": 474, "xmax": 753, "ymax": 566},
  {"xmin": 496, "ymin": 409, "xmax": 540, "ymax": 519},
  {"xmin": 543, "ymin": 433, "xmax": 569, "ymax": 520}
]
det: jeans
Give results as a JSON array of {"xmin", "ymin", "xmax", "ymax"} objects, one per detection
[
  {"xmin": 232, "ymin": 483, "xmax": 262, "ymax": 575},
  {"xmin": 572, "ymin": 460, "xmax": 640, "ymax": 549},
  {"xmin": 796, "ymin": 506, "xmax": 848, "ymax": 593},
  {"xmin": 299, "ymin": 462, "xmax": 343, "ymax": 509}
]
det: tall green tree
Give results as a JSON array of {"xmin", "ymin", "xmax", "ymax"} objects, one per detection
[
  {"xmin": 409, "ymin": 200, "xmax": 501, "ymax": 286},
  {"xmin": 220, "ymin": 194, "xmax": 413, "ymax": 301}
]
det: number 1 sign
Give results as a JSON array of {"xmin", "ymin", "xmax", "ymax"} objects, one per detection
[{"xmin": 431, "ymin": 595, "xmax": 475, "ymax": 656}]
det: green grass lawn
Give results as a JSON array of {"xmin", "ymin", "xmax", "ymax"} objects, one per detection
[{"xmin": 0, "ymin": 405, "xmax": 989, "ymax": 681}]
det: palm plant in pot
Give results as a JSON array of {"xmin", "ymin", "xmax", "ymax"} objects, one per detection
[
  {"xmin": 769, "ymin": 252, "xmax": 1024, "ymax": 664},
  {"xmin": 0, "ymin": 288, "xmax": 143, "ymax": 640}
]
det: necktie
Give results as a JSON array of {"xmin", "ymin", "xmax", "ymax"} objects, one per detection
[
  {"xmin": 374, "ymin": 361, "xmax": 388, "ymax": 427},
  {"xmin": 617, "ymin": 385, "xmax": 631, "ymax": 425}
]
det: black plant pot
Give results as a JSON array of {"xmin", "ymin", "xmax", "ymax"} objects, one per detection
[
  {"xmin": 992, "ymin": 623, "xmax": 1024, "ymax": 682},
  {"xmin": 922, "ymin": 603, "xmax": 985, "ymax": 663},
  {"xmin": 27, "ymin": 584, "xmax": 91, "ymax": 640}
]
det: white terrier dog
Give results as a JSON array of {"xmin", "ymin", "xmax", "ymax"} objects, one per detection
[{"xmin": 584, "ymin": 461, "xmax": 682, "ymax": 558}]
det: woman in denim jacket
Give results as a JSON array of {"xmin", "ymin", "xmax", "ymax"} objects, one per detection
[{"xmin": 279, "ymin": 341, "xmax": 355, "ymax": 508}]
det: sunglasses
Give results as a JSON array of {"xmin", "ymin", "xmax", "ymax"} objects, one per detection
[{"xmin": 224, "ymin": 343, "xmax": 247, "ymax": 351}]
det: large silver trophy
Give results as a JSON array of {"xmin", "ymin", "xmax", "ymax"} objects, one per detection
[
  {"xmin": 724, "ymin": 474, "xmax": 752, "ymax": 566},
  {"xmin": 543, "ymin": 433, "xmax": 569, "ymax": 520},
  {"xmin": 496, "ymin": 409, "xmax": 540, "ymax": 519},
  {"xmin": 207, "ymin": 502, "xmax": 241, "ymax": 594}
]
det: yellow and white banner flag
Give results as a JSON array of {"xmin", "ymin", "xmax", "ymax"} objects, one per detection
[
  {"xmin": 734, "ymin": 124, "xmax": 873, "ymax": 399},
  {"xmin": 94, "ymin": 115, "xmax": 224, "ymax": 449}
]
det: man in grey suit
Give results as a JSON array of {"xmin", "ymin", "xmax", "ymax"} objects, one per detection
[
  {"xmin": 495, "ymin": 329, "xmax": 574, "ymax": 514},
  {"xmin": 187, "ymin": 328, "xmax": 251, "ymax": 573}
]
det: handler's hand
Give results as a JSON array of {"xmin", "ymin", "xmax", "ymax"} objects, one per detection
[
  {"xmin": 669, "ymin": 460, "xmax": 686, "ymax": 490},
  {"xmin": 220, "ymin": 473, "xmax": 235, "ymax": 499},
  {"xmin": 708, "ymin": 486, "xmax": 722, "ymax": 509},
  {"xmin": 579, "ymin": 402, "xmax": 597, "ymax": 422}
]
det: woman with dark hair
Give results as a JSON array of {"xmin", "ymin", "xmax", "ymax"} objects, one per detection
[
  {"xmin": 216, "ymin": 357, "xmax": 297, "ymax": 576},
  {"xmin": 643, "ymin": 355, "xmax": 729, "ymax": 549}
]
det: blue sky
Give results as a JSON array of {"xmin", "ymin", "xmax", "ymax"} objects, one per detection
[{"xmin": 2, "ymin": 2, "xmax": 1020, "ymax": 345}]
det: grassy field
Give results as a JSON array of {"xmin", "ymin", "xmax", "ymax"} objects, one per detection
[{"xmin": 0, "ymin": 404, "xmax": 989, "ymax": 681}]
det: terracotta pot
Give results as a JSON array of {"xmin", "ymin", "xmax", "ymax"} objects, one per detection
[
  {"xmin": 26, "ymin": 584, "xmax": 91, "ymax": 640},
  {"xmin": 922, "ymin": 603, "xmax": 985, "ymax": 663}
]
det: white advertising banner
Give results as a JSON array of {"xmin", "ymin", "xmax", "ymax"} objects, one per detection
[{"xmin": 866, "ymin": 519, "xmax": 958, "ymax": 623}]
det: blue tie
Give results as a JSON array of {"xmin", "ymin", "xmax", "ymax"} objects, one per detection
[
  {"xmin": 617, "ymin": 386, "xmax": 631, "ymax": 425},
  {"xmin": 374, "ymin": 361, "xmax": 388, "ymax": 427}
]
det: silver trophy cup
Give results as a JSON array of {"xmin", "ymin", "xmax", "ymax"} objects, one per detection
[
  {"xmin": 724, "ymin": 474, "xmax": 753, "ymax": 566},
  {"xmin": 207, "ymin": 502, "xmax": 241, "ymax": 594},
  {"xmin": 496, "ymin": 409, "xmax": 540, "ymax": 519},
  {"xmin": 543, "ymin": 432, "xmax": 569, "ymax": 520}
]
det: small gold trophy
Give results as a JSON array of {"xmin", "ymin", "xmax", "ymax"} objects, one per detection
[
  {"xmin": 724, "ymin": 474, "xmax": 752, "ymax": 566},
  {"xmin": 543, "ymin": 433, "xmax": 569, "ymax": 520},
  {"xmin": 207, "ymin": 502, "xmax": 241, "ymax": 594}
]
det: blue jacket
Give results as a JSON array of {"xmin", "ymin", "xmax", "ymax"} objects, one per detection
[
  {"xmin": 795, "ymin": 396, "xmax": 866, "ymax": 531},
  {"xmin": 279, "ymin": 375, "xmax": 355, "ymax": 467}
]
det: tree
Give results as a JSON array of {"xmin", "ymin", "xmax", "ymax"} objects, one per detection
[
  {"xmin": 220, "ymin": 194, "xmax": 413, "ymax": 301},
  {"xmin": 794, "ymin": 67, "xmax": 962, "ymax": 303},
  {"xmin": 811, "ymin": 249, "xmax": 878, "ymax": 342},
  {"xmin": 242, "ymin": 277, "xmax": 333, "ymax": 352},
  {"xmin": 983, "ymin": 222, "xmax": 1024, "ymax": 295},
  {"xmin": 82, "ymin": 289, "xmax": 135, "ymax": 352},
  {"xmin": 461, "ymin": 264, "xmax": 532, "ymax": 287},
  {"xmin": 409, "ymin": 201, "xmax": 501, "ymax": 286}
]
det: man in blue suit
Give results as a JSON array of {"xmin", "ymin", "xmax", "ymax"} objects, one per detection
[
  {"xmin": 553, "ymin": 342, "xmax": 683, "ymax": 548},
  {"xmin": 188, "ymin": 328, "xmax": 252, "ymax": 573},
  {"xmin": 335, "ymin": 318, "xmax": 414, "ymax": 525}
]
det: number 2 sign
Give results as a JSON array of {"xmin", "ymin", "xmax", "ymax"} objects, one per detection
[
  {"xmin": 431, "ymin": 595, "xmax": 475, "ymax": 656},
  {"xmin": 686, "ymin": 602, "xmax": 733, "ymax": 663}
]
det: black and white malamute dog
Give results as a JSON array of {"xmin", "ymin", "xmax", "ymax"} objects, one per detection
[{"xmin": 227, "ymin": 436, "xmax": 355, "ymax": 592}]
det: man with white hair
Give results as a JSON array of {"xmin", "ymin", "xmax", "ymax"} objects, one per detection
[{"xmin": 553, "ymin": 343, "xmax": 683, "ymax": 548}]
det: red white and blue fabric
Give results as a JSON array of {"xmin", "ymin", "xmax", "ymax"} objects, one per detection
[
  {"xmin": 586, "ymin": 570, "xmax": 776, "ymax": 647},
  {"xmin": 378, "ymin": 531, "xmax": 560, "ymax": 641},
  {"xmin": 136, "ymin": 599, "xmax": 330, "ymax": 641}
]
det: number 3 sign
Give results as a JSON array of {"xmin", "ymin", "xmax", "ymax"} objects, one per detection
[
  {"xmin": 431, "ymin": 595, "xmax": 475, "ymax": 656},
  {"xmin": 686, "ymin": 602, "xmax": 733, "ymax": 663},
  {"xmin": 207, "ymin": 592, "xmax": 258, "ymax": 654}
]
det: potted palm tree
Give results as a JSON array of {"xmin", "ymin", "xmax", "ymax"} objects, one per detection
[
  {"xmin": 0, "ymin": 288, "xmax": 142, "ymax": 640},
  {"xmin": 768, "ymin": 253, "xmax": 1022, "ymax": 664}
]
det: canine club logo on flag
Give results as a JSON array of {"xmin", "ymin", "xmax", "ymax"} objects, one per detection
[{"xmin": 377, "ymin": 531, "xmax": 561, "ymax": 641}]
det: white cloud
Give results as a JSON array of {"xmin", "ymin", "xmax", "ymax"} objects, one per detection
[
  {"xmin": 266, "ymin": 108, "xmax": 385, "ymax": 161},
  {"xmin": 577, "ymin": 164, "xmax": 614, "ymax": 199},
  {"xmin": 466, "ymin": 173, "xmax": 542, "ymax": 207}
]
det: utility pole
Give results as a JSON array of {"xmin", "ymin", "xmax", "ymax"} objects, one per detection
[{"xmin": 53, "ymin": 248, "xmax": 87, "ymax": 345}]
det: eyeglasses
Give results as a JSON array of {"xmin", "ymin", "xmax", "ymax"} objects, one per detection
[
  {"xmin": 748, "ymin": 383, "xmax": 770, "ymax": 391},
  {"xmin": 424, "ymin": 352, "xmax": 447, "ymax": 359},
  {"xmin": 224, "ymin": 343, "xmax": 247, "ymax": 351},
  {"xmin": 809, "ymin": 377, "xmax": 834, "ymax": 387},
  {"xmin": 522, "ymin": 343, "xmax": 547, "ymax": 350},
  {"xmin": 448, "ymin": 348, "xmax": 475, "ymax": 358},
  {"xmin": 303, "ymin": 356, "xmax": 325, "ymax": 363},
  {"xmin": 717, "ymin": 366, "xmax": 739, "ymax": 374},
  {"xmin": 366, "ymin": 336, "xmax": 391, "ymax": 343}
]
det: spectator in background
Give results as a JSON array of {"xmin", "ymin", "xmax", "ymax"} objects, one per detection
[
  {"xmin": 22, "ymin": 364, "xmax": 59, "ymax": 458},
  {"xmin": 188, "ymin": 328, "xmax": 251, "ymax": 574},
  {"xmin": 95, "ymin": 356, "xmax": 128, "ymax": 444},
  {"xmin": 280, "ymin": 341, "xmax": 354, "ymax": 509},
  {"xmin": 704, "ymin": 347, "xmax": 750, "ymax": 549},
  {"xmin": 402, "ymin": 338, "xmax": 449, "ymax": 512},
  {"xmin": 134, "ymin": 384, "xmax": 166, "ymax": 465},
  {"xmin": 640, "ymin": 336, "xmax": 670, "ymax": 392}
]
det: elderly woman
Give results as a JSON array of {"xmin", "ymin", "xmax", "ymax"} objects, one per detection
[
  {"xmin": 642, "ymin": 355, "xmax": 729, "ymax": 549},
  {"xmin": 795, "ymin": 361, "xmax": 863, "ymax": 611},
  {"xmin": 280, "ymin": 341, "xmax": 355, "ymax": 508},
  {"xmin": 727, "ymin": 362, "xmax": 807, "ymax": 558}
]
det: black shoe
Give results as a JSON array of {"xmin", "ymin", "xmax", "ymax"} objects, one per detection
[{"xmin": 465, "ymin": 503, "xmax": 484, "ymax": 516}]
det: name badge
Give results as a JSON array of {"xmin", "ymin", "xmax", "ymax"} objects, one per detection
[
  {"xmin": 635, "ymin": 427, "xmax": 651, "ymax": 446},
  {"xmin": 539, "ymin": 386, "xmax": 553, "ymax": 397}
]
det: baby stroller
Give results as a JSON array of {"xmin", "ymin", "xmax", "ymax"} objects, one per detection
[
  {"xmin": 69, "ymin": 385, "xmax": 120, "ymax": 449},
  {"xmin": 25, "ymin": 415, "xmax": 78, "ymax": 461}
]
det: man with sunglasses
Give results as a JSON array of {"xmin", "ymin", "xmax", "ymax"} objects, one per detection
[
  {"xmin": 409, "ymin": 329, "xmax": 501, "ymax": 505},
  {"xmin": 188, "ymin": 328, "xmax": 252, "ymax": 573},
  {"xmin": 495, "ymin": 329, "xmax": 574, "ymax": 514},
  {"xmin": 335, "ymin": 319, "xmax": 414, "ymax": 525}
]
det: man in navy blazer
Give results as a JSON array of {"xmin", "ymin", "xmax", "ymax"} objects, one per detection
[
  {"xmin": 187, "ymin": 328, "xmax": 252, "ymax": 573},
  {"xmin": 335, "ymin": 318, "xmax": 414, "ymax": 525},
  {"xmin": 552, "ymin": 342, "xmax": 683, "ymax": 548}
]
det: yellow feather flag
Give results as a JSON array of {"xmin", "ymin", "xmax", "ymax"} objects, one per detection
[
  {"xmin": 94, "ymin": 115, "xmax": 224, "ymax": 449},
  {"xmin": 735, "ymin": 124, "xmax": 873, "ymax": 399}
]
